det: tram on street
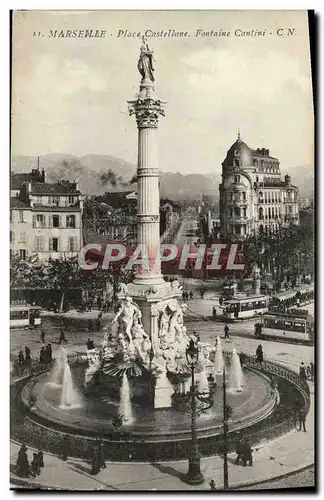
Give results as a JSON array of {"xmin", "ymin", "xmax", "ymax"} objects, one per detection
[
  {"xmin": 10, "ymin": 304, "xmax": 42, "ymax": 329},
  {"xmin": 258, "ymin": 310, "xmax": 314, "ymax": 342},
  {"xmin": 222, "ymin": 295, "xmax": 269, "ymax": 320}
]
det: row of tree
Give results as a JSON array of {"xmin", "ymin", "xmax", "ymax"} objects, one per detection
[
  {"xmin": 10, "ymin": 254, "xmax": 134, "ymax": 313},
  {"xmin": 243, "ymin": 224, "xmax": 314, "ymax": 286}
]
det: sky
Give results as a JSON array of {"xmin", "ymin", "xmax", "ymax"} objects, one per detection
[{"xmin": 11, "ymin": 10, "xmax": 314, "ymax": 175}]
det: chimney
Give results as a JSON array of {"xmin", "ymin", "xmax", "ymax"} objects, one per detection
[
  {"xmin": 41, "ymin": 168, "xmax": 46, "ymax": 183},
  {"xmin": 265, "ymin": 149, "xmax": 269, "ymax": 156},
  {"xmin": 261, "ymin": 148, "xmax": 265, "ymax": 155}
]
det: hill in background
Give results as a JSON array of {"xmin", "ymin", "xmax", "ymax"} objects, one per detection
[{"xmin": 11, "ymin": 154, "xmax": 314, "ymax": 201}]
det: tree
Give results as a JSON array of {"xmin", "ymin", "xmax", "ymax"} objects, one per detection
[{"xmin": 44, "ymin": 256, "xmax": 80, "ymax": 312}]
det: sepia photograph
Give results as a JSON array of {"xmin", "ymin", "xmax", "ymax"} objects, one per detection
[{"xmin": 9, "ymin": 9, "xmax": 315, "ymax": 492}]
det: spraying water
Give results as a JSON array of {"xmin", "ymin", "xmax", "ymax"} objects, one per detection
[
  {"xmin": 48, "ymin": 346, "xmax": 68, "ymax": 387},
  {"xmin": 214, "ymin": 336, "xmax": 224, "ymax": 375},
  {"xmin": 61, "ymin": 363, "xmax": 74, "ymax": 406},
  {"xmin": 229, "ymin": 347, "xmax": 244, "ymax": 392},
  {"xmin": 199, "ymin": 367, "xmax": 210, "ymax": 393},
  {"xmin": 119, "ymin": 372, "xmax": 133, "ymax": 424}
]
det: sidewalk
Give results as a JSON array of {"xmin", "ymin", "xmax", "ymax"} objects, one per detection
[{"xmin": 10, "ymin": 391, "xmax": 314, "ymax": 491}]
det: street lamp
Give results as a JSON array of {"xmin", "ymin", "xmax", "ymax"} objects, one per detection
[
  {"xmin": 185, "ymin": 339, "xmax": 205, "ymax": 485},
  {"xmin": 222, "ymin": 365, "xmax": 232, "ymax": 490}
]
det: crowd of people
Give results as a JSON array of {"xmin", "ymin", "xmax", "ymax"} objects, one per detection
[
  {"xmin": 269, "ymin": 289, "xmax": 314, "ymax": 313},
  {"xmin": 299, "ymin": 361, "xmax": 315, "ymax": 382},
  {"xmin": 15, "ymin": 444, "xmax": 44, "ymax": 478},
  {"xmin": 182, "ymin": 290, "xmax": 194, "ymax": 301}
]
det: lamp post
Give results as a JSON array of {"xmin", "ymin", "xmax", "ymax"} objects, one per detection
[
  {"xmin": 185, "ymin": 339, "xmax": 205, "ymax": 485},
  {"xmin": 222, "ymin": 365, "xmax": 232, "ymax": 490}
]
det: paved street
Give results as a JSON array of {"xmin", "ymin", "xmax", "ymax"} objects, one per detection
[{"xmin": 240, "ymin": 465, "xmax": 315, "ymax": 490}]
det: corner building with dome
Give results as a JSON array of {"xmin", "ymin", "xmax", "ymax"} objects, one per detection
[{"xmin": 219, "ymin": 134, "xmax": 299, "ymax": 238}]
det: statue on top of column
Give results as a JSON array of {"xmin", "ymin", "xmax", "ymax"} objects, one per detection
[{"xmin": 137, "ymin": 36, "xmax": 155, "ymax": 82}]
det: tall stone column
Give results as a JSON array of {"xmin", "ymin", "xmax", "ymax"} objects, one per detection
[{"xmin": 128, "ymin": 91, "xmax": 165, "ymax": 285}]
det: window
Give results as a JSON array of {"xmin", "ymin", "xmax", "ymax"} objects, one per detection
[
  {"xmin": 49, "ymin": 237, "xmax": 59, "ymax": 252},
  {"xmin": 68, "ymin": 236, "xmax": 77, "ymax": 252},
  {"xmin": 34, "ymin": 236, "xmax": 44, "ymax": 251},
  {"xmin": 234, "ymin": 159, "xmax": 240, "ymax": 167},
  {"xmin": 49, "ymin": 196, "xmax": 60, "ymax": 205},
  {"xmin": 35, "ymin": 196, "xmax": 42, "ymax": 204},
  {"xmin": 243, "ymin": 207, "xmax": 247, "ymax": 218},
  {"xmin": 288, "ymin": 206, "xmax": 293, "ymax": 214},
  {"xmin": 68, "ymin": 196, "xmax": 75, "ymax": 205},
  {"xmin": 52, "ymin": 215, "xmax": 60, "ymax": 228},
  {"xmin": 230, "ymin": 192, "xmax": 234, "ymax": 201},
  {"xmin": 66, "ymin": 215, "xmax": 76, "ymax": 228},
  {"xmin": 234, "ymin": 175, "xmax": 240, "ymax": 183},
  {"xmin": 234, "ymin": 207, "xmax": 240, "ymax": 217},
  {"xmin": 234, "ymin": 150, "xmax": 239, "ymax": 157},
  {"xmin": 10, "ymin": 231, "xmax": 14, "ymax": 243},
  {"xmin": 19, "ymin": 210, "xmax": 24, "ymax": 222},
  {"xmin": 18, "ymin": 232, "xmax": 26, "ymax": 243},
  {"xmin": 33, "ymin": 214, "xmax": 45, "ymax": 228},
  {"xmin": 256, "ymin": 176, "xmax": 259, "ymax": 182},
  {"xmin": 242, "ymin": 192, "xmax": 246, "ymax": 201},
  {"xmin": 19, "ymin": 249, "xmax": 26, "ymax": 260}
]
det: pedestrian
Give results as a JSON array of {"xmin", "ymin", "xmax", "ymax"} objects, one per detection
[
  {"xmin": 37, "ymin": 450, "xmax": 44, "ymax": 469},
  {"xmin": 61, "ymin": 435, "xmax": 70, "ymax": 461},
  {"xmin": 298, "ymin": 406, "xmax": 307, "ymax": 432},
  {"xmin": 209, "ymin": 479, "xmax": 216, "ymax": 490},
  {"xmin": 189, "ymin": 290, "xmax": 193, "ymax": 300},
  {"xmin": 98, "ymin": 441, "xmax": 106, "ymax": 470},
  {"xmin": 15, "ymin": 444, "xmax": 30, "ymax": 478},
  {"xmin": 219, "ymin": 296, "xmax": 223, "ymax": 307},
  {"xmin": 18, "ymin": 350, "xmax": 24, "ymax": 365},
  {"xmin": 59, "ymin": 329, "xmax": 67, "ymax": 344},
  {"xmin": 224, "ymin": 324, "xmax": 230, "ymax": 339},
  {"xmin": 299, "ymin": 362, "xmax": 307, "ymax": 381},
  {"xmin": 39, "ymin": 346, "xmax": 45, "ymax": 363},
  {"xmin": 200, "ymin": 289, "xmax": 205, "ymax": 299},
  {"xmin": 91, "ymin": 446, "xmax": 101, "ymax": 475},
  {"xmin": 40, "ymin": 330, "xmax": 46, "ymax": 344},
  {"xmin": 25, "ymin": 346, "xmax": 31, "ymax": 366},
  {"xmin": 241, "ymin": 439, "xmax": 253, "ymax": 466},
  {"xmin": 310, "ymin": 362, "xmax": 314, "ymax": 382},
  {"xmin": 182, "ymin": 290, "xmax": 186, "ymax": 302},
  {"xmin": 235, "ymin": 434, "xmax": 243, "ymax": 464},
  {"xmin": 212, "ymin": 306, "xmax": 216, "ymax": 318},
  {"xmin": 256, "ymin": 344, "xmax": 264, "ymax": 365},
  {"xmin": 30, "ymin": 452, "xmax": 40, "ymax": 477},
  {"xmin": 47, "ymin": 343, "xmax": 53, "ymax": 363},
  {"xmin": 88, "ymin": 320, "xmax": 94, "ymax": 333}
]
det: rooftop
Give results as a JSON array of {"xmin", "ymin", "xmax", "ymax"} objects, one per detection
[
  {"xmin": 10, "ymin": 197, "xmax": 30, "ymax": 209},
  {"xmin": 30, "ymin": 181, "xmax": 80, "ymax": 194},
  {"xmin": 11, "ymin": 170, "xmax": 44, "ymax": 190}
]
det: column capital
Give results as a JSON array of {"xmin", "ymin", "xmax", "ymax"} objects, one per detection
[{"xmin": 128, "ymin": 98, "xmax": 166, "ymax": 129}]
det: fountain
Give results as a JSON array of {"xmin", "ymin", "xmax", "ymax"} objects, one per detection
[
  {"xmin": 48, "ymin": 347, "xmax": 68, "ymax": 387},
  {"xmin": 119, "ymin": 372, "xmax": 133, "ymax": 424},
  {"xmin": 61, "ymin": 362, "xmax": 74, "ymax": 407},
  {"xmin": 214, "ymin": 336, "xmax": 224, "ymax": 375},
  {"xmin": 199, "ymin": 368, "xmax": 210, "ymax": 393},
  {"xmin": 229, "ymin": 347, "xmax": 244, "ymax": 392}
]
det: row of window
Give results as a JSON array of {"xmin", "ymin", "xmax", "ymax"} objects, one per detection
[
  {"xmin": 34, "ymin": 236, "xmax": 78, "ymax": 252},
  {"xmin": 259, "ymin": 190, "xmax": 295, "ymax": 203},
  {"xmin": 32, "ymin": 214, "xmax": 77, "ymax": 228},
  {"xmin": 228, "ymin": 225, "xmax": 247, "ymax": 235},
  {"xmin": 228, "ymin": 191, "xmax": 247, "ymax": 202},
  {"xmin": 228, "ymin": 207, "xmax": 247, "ymax": 218},
  {"xmin": 33, "ymin": 195, "xmax": 77, "ymax": 205}
]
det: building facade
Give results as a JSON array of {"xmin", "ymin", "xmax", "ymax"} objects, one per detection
[
  {"xmin": 219, "ymin": 134, "xmax": 299, "ymax": 238},
  {"xmin": 10, "ymin": 179, "xmax": 83, "ymax": 260}
]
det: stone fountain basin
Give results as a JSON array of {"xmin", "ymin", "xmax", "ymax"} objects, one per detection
[{"xmin": 21, "ymin": 366, "xmax": 277, "ymax": 443}]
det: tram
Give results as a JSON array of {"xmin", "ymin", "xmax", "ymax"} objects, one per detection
[
  {"xmin": 10, "ymin": 304, "xmax": 42, "ymax": 328},
  {"xmin": 222, "ymin": 295, "xmax": 269, "ymax": 320},
  {"xmin": 257, "ymin": 310, "xmax": 314, "ymax": 342}
]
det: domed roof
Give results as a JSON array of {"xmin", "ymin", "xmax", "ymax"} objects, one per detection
[{"xmin": 222, "ymin": 133, "xmax": 253, "ymax": 168}]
